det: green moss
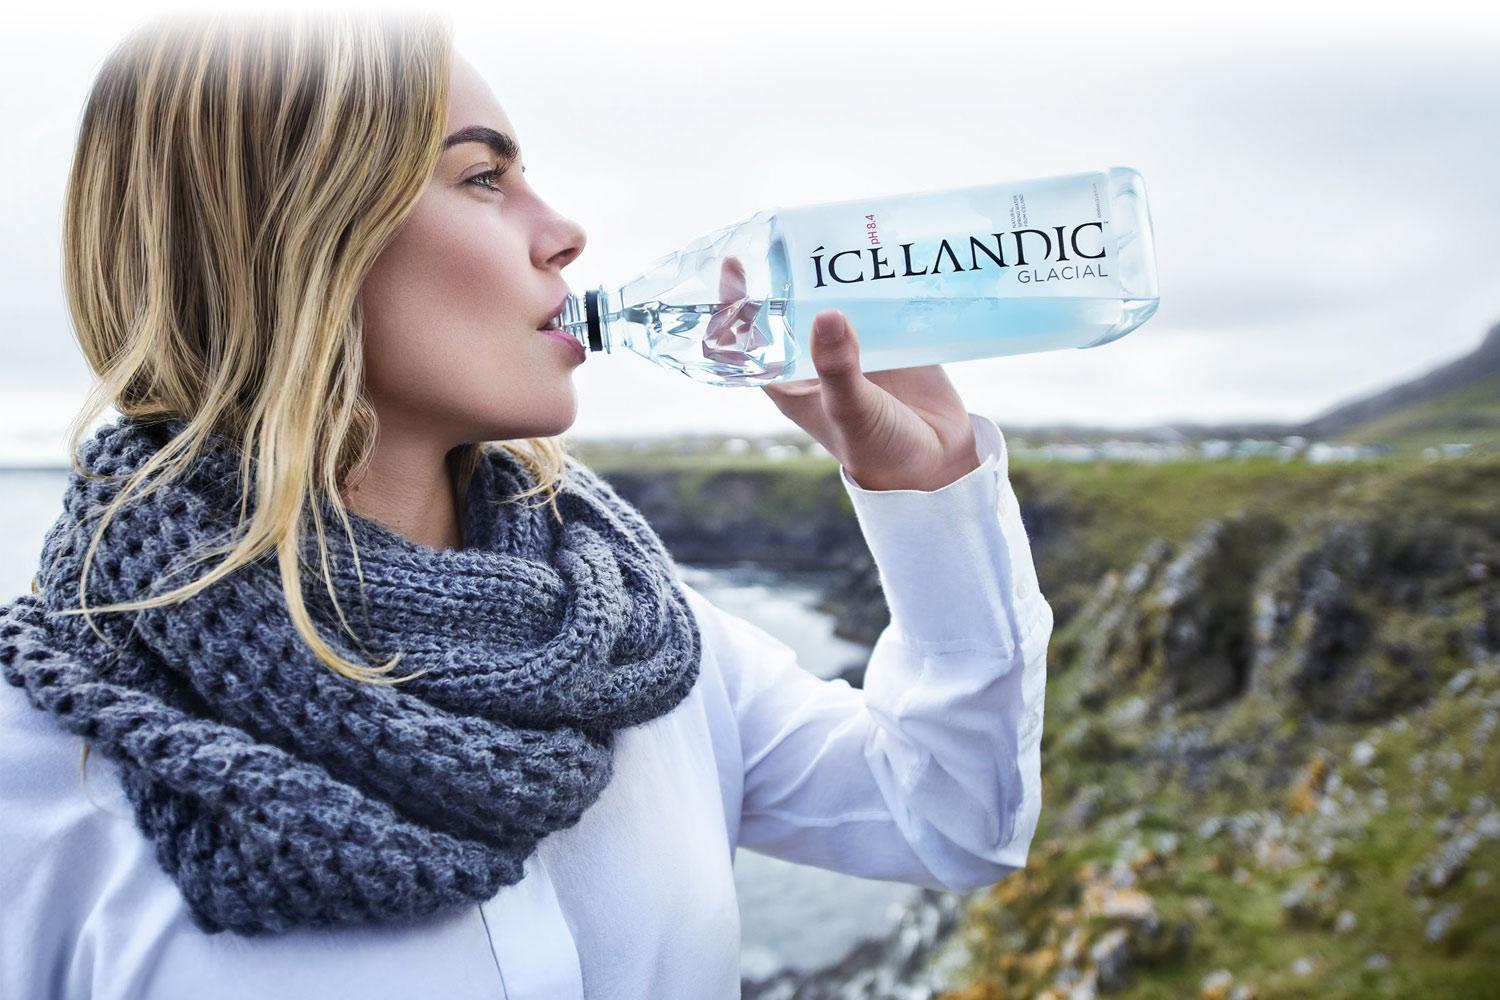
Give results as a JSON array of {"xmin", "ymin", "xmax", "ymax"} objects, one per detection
[
  {"xmin": 950, "ymin": 449, "xmax": 1500, "ymax": 998},
  {"xmin": 657, "ymin": 464, "xmax": 853, "ymax": 526},
  {"xmin": 956, "ymin": 650, "xmax": 1500, "ymax": 998}
]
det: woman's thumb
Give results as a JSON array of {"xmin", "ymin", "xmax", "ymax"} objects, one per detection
[
  {"xmin": 810, "ymin": 310, "xmax": 876, "ymax": 419},
  {"xmin": 811, "ymin": 310, "xmax": 857, "ymax": 377}
]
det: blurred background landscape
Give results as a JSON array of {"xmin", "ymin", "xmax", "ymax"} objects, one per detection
[
  {"xmin": 3, "ymin": 2, "xmax": 1497, "ymax": 998},
  {"xmin": 573, "ymin": 321, "xmax": 1500, "ymax": 999}
]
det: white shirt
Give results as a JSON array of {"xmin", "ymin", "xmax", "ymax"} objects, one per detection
[{"xmin": 0, "ymin": 412, "xmax": 1053, "ymax": 1000}]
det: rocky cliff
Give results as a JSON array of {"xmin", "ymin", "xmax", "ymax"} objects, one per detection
[
  {"xmin": 602, "ymin": 448, "xmax": 1500, "ymax": 998},
  {"xmin": 948, "ymin": 451, "xmax": 1500, "ymax": 999}
]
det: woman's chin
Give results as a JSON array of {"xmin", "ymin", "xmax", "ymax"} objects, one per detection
[{"xmin": 518, "ymin": 390, "xmax": 578, "ymax": 439}]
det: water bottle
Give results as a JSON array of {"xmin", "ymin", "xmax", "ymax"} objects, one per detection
[{"xmin": 554, "ymin": 166, "xmax": 1159, "ymax": 387}]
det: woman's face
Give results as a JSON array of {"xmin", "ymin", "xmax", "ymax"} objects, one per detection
[{"xmin": 356, "ymin": 54, "xmax": 588, "ymax": 445}]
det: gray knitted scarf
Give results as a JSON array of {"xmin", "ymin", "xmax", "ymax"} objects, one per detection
[{"xmin": 0, "ymin": 416, "xmax": 701, "ymax": 936}]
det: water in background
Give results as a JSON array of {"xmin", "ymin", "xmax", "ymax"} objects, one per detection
[
  {"xmin": 1, "ymin": 469, "xmax": 69, "ymax": 598},
  {"xmin": 676, "ymin": 562, "xmax": 923, "ymax": 979},
  {"xmin": 0, "ymin": 470, "xmax": 918, "ymax": 979}
]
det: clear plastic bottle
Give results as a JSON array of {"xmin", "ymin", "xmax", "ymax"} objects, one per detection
[{"xmin": 556, "ymin": 166, "xmax": 1159, "ymax": 387}]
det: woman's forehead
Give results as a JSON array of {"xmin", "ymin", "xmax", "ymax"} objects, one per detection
[{"xmin": 448, "ymin": 66, "xmax": 515, "ymax": 141}]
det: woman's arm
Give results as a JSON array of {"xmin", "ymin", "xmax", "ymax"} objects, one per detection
[{"xmin": 702, "ymin": 412, "xmax": 1052, "ymax": 892}]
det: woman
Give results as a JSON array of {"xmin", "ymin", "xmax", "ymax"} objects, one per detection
[{"xmin": 0, "ymin": 10, "xmax": 1053, "ymax": 999}]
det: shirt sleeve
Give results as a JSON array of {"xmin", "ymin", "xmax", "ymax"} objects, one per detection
[{"xmin": 706, "ymin": 411, "xmax": 1053, "ymax": 894}]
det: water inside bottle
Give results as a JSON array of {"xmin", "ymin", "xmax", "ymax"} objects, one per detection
[{"xmin": 612, "ymin": 290, "xmax": 1157, "ymax": 388}]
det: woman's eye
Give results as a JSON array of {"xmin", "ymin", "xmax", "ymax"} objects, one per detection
[{"xmin": 467, "ymin": 166, "xmax": 508, "ymax": 192}]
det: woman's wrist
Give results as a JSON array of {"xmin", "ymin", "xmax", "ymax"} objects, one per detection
[{"xmin": 847, "ymin": 433, "xmax": 982, "ymax": 492}]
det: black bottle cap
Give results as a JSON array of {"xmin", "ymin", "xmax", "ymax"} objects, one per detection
[{"xmin": 584, "ymin": 289, "xmax": 604, "ymax": 352}]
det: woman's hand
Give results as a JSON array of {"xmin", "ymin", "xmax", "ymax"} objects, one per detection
[
  {"xmin": 703, "ymin": 254, "xmax": 979, "ymax": 492},
  {"xmin": 760, "ymin": 308, "xmax": 981, "ymax": 491}
]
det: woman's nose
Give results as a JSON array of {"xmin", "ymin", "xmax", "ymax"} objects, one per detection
[{"xmin": 540, "ymin": 212, "xmax": 586, "ymax": 270}]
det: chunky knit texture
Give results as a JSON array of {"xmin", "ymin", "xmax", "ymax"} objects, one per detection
[{"xmin": 0, "ymin": 416, "xmax": 702, "ymax": 936}]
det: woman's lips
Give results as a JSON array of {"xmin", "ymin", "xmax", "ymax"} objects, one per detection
[{"xmin": 538, "ymin": 326, "xmax": 586, "ymax": 362}]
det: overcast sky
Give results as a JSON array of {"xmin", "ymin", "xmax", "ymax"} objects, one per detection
[{"xmin": 2, "ymin": 1, "xmax": 1497, "ymax": 461}]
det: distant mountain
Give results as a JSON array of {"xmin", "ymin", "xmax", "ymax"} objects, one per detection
[
  {"xmin": 993, "ymin": 322, "xmax": 1500, "ymax": 454},
  {"xmin": 1296, "ymin": 321, "xmax": 1500, "ymax": 447}
]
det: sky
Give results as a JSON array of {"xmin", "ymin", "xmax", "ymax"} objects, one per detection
[{"xmin": 1, "ymin": 1, "xmax": 1497, "ymax": 461}]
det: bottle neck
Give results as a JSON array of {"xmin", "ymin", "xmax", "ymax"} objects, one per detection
[{"xmin": 558, "ymin": 286, "xmax": 613, "ymax": 354}]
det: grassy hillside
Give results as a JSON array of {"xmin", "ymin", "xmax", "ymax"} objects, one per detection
[
  {"xmin": 1299, "ymin": 324, "xmax": 1500, "ymax": 456},
  {"xmin": 1011, "ymin": 451, "xmax": 1500, "ymax": 619},
  {"xmin": 1008, "ymin": 455, "xmax": 1390, "ymax": 625},
  {"xmin": 934, "ymin": 450, "xmax": 1500, "ymax": 999},
  {"xmin": 947, "ymin": 661, "xmax": 1499, "ymax": 998},
  {"xmin": 1335, "ymin": 372, "xmax": 1500, "ymax": 457}
]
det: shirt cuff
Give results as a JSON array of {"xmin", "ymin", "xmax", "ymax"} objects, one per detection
[{"xmin": 839, "ymin": 412, "xmax": 1037, "ymax": 654}]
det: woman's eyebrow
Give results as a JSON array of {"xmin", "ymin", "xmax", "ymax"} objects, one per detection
[{"xmin": 442, "ymin": 125, "xmax": 519, "ymax": 164}]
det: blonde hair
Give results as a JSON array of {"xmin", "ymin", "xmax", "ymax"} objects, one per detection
[{"xmin": 45, "ymin": 6, "xmax": 570, "ymax": 783}]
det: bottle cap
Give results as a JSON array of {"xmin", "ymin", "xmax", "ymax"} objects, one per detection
[{"xmin": 584, "ymin": 290, "xmax": 605, "ymax": 352}]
